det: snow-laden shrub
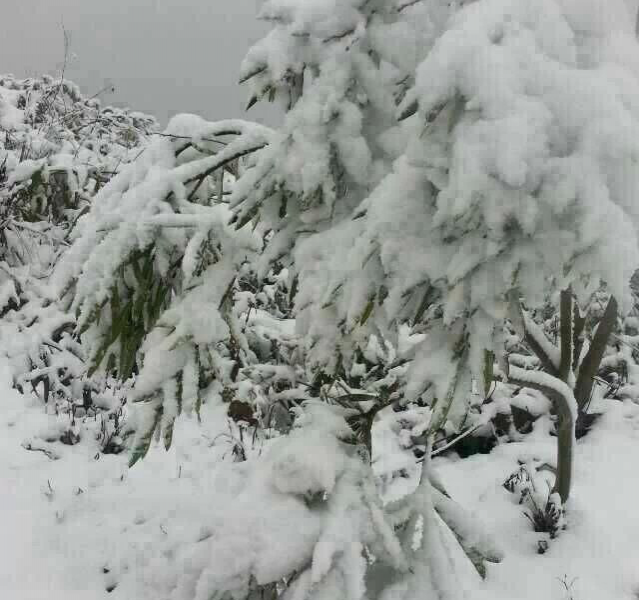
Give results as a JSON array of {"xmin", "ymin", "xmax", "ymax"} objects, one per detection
[
  {"xmin": 0, "ymin": 74, "xmax": 157, "ymax": 448},
  {"xmin": 235, "ymin": 0, "xmax": 639, "ymax": 504},
  {"xmin": 52, "ymin": 115, "xmax": 312, "ymax": 463},
  {"xmin": 352, "ymin": 0, "xmax": 639, "ymax": 422},
  {"xmin": 231, "ymin": 0, "xmax": 443, "ymax": 378},
  {"xmin": 48, "ymin": 0, "xmax": 639, "ymax": 596},
  {"xmin": 111, "ymin": 401, "xmax": 502, "ymax": 600}
]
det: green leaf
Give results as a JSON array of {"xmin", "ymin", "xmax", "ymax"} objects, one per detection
[
  {"xmin": 78, "ymin": 297, "xmax": 108, "ymax": 335},
  {"xmin": 278, "ymin": 194, "xmax": 288, "ymax": 219},
  {"xmin": 234, "ymin": 204, "xmax": 259, "ymax": 230},
  {"xmin": 150, "ymin": 282, "xmax": 169, "ymax": 323},
  {"xmin": 239, "ymin": 64, "xmax": 266, "ymax": 85},
  {"xmin": 429, "ymin": 341, "xmax": 468, "ymax": 434},
  {"xmin": 88, "ymin": 297, "xmax": 134, "ymax": 377},
  {"xmin": 321, "ymin": 283, "xmax": 343, "ymax": 309},
  {"xmin": 133, "ymin": 285, "xmax": 150, "ymax": 326},
  {"xmin": 483, "ymin": 350, "xmax": 494, "ymax": 397},
  {"xmin": 377, "ymin": 285, "xmax": 388, "ymax": 306},
  {"xmin": 110, "ymin": 284, "xmax": 120, "ymax": 315},
  {"xmin": 398, "ymin": 99, "xmax": 418, "ymax": 122},
  {"xmin": 358, "ymin": 294, "xmax": 376, "ymax": 326},
  {"xmin": 163, "ymin": 417, "xmax": 175, "ymax": 451},
  {"xmin": 119, "ymin": 331, "xmax": 139, "ymax": 380},
  {"xmin": 131, "ymin": 254, "xmax": 143, "ymax": 283},
  {"xmin": 448, "ymin": 94, "xmax": 466, "ymax": 133},
  {"xmin": 414, "ymin": 286, "xmax": 438, "ymax": 324},
  {"xmin": 289, "ymin": 275, "xmax": 299, "ymax": 306},
  {"xmin": 218, "ymin": 277, "xmax": 236, "ymax": 310},
  {"xmin": 141, "ymin": 251, "xmax": 154, "ymax": 284},
  {"xmin": 129, "ymin": 405, "xmax": 163, "ymax": 467},
  {"xmin": 176, "ymin": 370, "xmax": 184, "ymax": 417},
  {"xmin": 195, "ymin": 393, "xmax": 203, "ymax": 423}
]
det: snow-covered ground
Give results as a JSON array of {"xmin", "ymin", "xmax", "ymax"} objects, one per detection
[
  {"xmin": 0, "ymin": 363, "xmax": 239, "ymax": 599},
  {"xmin": 437, "ymin": 400, "xmax": 639, "ymax": 600},
  {"xmin": 2, "ymin": 360, "xmax": 639, "ymax": 600}
]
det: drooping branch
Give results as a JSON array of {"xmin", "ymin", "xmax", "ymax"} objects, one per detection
[
  {"xmin": 519, "ymin": 304, "xmax": 560, "ymax": 377},
  {"xmin": 430, "ymin": 484, "xmax": 503, "ymax": 579},
  {"xmin": 185, "ymin": 141, "xmax": 269, "ymax": 201}
]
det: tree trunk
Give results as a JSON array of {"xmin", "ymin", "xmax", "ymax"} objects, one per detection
[
  {"xmin": 512, "ymin": 290, "xmax": 618, "ymax": 503},
  {"xmin": 508, "ymin": 372, "xmax": 574, "ymax": 503},
  {"xmin": 552, "ymin": 389, "xmax": 574, "ymax": 503},
  {"xmin": 512, "ymin": 289, "xmax": 576, "ymax": 502}
]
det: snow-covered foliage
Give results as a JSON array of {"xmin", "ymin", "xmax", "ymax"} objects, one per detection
[
  {"xmin": 52, "ymin": 114, "xmax": 306, "ymax": 462},
  {"xmin": 54, "ymin": 102, "xmax": 503, "ymax": 600},
  {"xmin": 0, "ymin": 74, "xmax": 157, "ymax": 223},
  {"xmin": 231, "ymin": 0, "xmax": 639, "ymax": 451},
  {"xmin": 165, "ymin": 402, "xmax": 408, "ymax": 600},
  {"xmin": 352, "ymin": 0, "xmax": 639, "ymax": 422},
  {"xmin": 4, "ymin": 0, "xmax": 639, "ymax": 599},
  {"xmin": 231, "ymin": 0, "xmax": 639, "ymax": 507},
  {"xmin": 0, "ymin": 73, "xmax": 156, "ymax": 162},
  {"xmin": 0, "ymin": 74, "xmax": 157, "ymax": 452},
  {"xmin": 232, "ymin": 0, "xmax": 442, "ymax": 377}
]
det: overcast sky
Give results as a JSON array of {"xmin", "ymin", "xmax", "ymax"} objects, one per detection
[
  {"xmin": 5, "ymin": 0, "xmax": 639, "ymax": 128},
  {"xmin": 1, "ymin": 0, "xmax": 277, "ymax": 126}
]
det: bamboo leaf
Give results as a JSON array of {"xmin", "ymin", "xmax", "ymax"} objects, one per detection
[
  {"xmin": 432, "ymin": 486, "xmax": 503, "ymax": 580},
  {"xmin": 359, "ymin": 295, "xmax": 376, "ymax": 326},
  {"xmin": 483, "ymin": 350, "xmax": 494, "ymax": 397},
  {"xmin": 414, "ymin": 286, "xmax": 438, "ymax": 324},
  {"xmin": 398, "ymin": 99, "xmax": 418, "ymax": 122},
  {"xmin": 163, "ymin": 417, "xmax": 175, "ymax": 451},
  {"xmin": 234, "ymin": 204, "xmax": 260, "ymax": 230},
  {"xmin": 321, "ymin": 283, "xmax": 343, "ymax": 309},
  {"xmin": 239, "ymin": 64, "xmax": 267, "ymax": 85},
  {"xmin": 289, "ymin": 275, "xmax": 299, "ymax": 306},
  {"xmin": 129, "ymin": 405, "xmax": 163, "ymax": 467}
]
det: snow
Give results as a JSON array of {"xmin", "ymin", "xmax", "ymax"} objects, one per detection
[
  {"xmin": 6, "ymin": 159, "xmax": 46, "ymax": 187},
  {"xmin": 509, "ymin": 365, "xmax": 578, "ymax": 422},
  {"xmin": 3, "ymin": 356, "xmax": 639, "ymax": 599},
  {"xmin": 435, "ymin": 399, "xmax": 639, "ymax": 599},
  {"xmin": 268, "ymin": 425, "xmax": 345, "ymax": 495},
  {"xmin": 4, "ymin": 0, "xmax": 639, "ymax": 597},
  {"xmin": 522, "ymin": 310, "xmax": 562, "ymax": 371},
  {"xmin": 0, "ymin": 363, "xmax": 261, "ymax": 599}
]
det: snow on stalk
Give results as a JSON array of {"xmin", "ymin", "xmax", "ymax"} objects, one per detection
[{"xmin": 507, "ymin": 364, "xmax": 576, "ymax": 502}]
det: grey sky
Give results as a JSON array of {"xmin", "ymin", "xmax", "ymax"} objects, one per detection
[
  {"xmin": 7, "ymin": 0, "xmax": 637, "ymax": 129},
  {"xmin": 1, "ymin": 0, "xmax": 277, "ymax": 126}
]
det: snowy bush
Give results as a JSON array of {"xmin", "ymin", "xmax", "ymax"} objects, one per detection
[
  {"xmin": 27, "ymin": 0, "xmax": 639, "ymax": 597},
  {"xmin": 234, "ymin": 0, "xmax": 639, "ymax": 505},
  {"xmin": 52, "ymin": 114, "xmax": 317, "ymax": 463},
  {"xmin": 0, "ymin": 73, "xmax": 156, "ymax": 449}
]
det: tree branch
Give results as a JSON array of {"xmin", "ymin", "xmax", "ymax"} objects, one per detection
[
  {"xmin": 559, "ymin": 289, "xmax": 573, "ymax": 382},
  {"xmin": 519, "ymin": 303, "xmax": 560, "ymax": 377},
  {"xmin": 574, "ymin": 295, "xmax": 618, "ymax": 410}
]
